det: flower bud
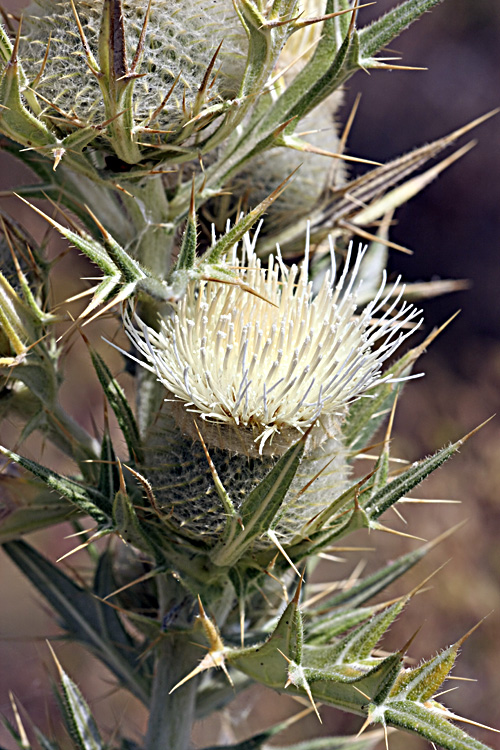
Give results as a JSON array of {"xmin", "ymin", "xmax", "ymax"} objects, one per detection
[{"xmin": 20, "ymin": 0, "xmax": 248, "ymax": 136}]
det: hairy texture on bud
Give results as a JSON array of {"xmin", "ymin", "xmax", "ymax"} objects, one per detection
[
  {"xmin": 226, "ymin": 94, "xmax": 345, "ymax": 240},
  {"xmin": 141, "ymin": 408, "xmax": 277, "ymax": 538},
  {"xmin": 140, "ymin": 408, "xmax": 349, "ymax": 544},
  {"xmin": 21, "ymin": 0, "xmax": 247, "ymax": 128}
]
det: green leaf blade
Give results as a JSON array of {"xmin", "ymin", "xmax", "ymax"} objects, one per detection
[
  {"xmin": 0, "ymin": 445, "xmax": 110, "ymax": 522},
  {"xmin": 90, "ymin": 349, "xmax": 144, "ymax": 463},
  {"xmin": 57, "ymin": 664, "xmax": 104, "ymax": 750},
  {"xmin": 383, "ymin": 701, "xmax": 494, "ymax": 750},
  {"xmin": 305, "ymin": 539, "xmax": 431, "ymax": 625},
  {"xmin": 359, "ymin": 0, "xmax": 444, "ymax": 60},
  {"xmin": 365, "ymin": 438, "xmax": 463, "ymax": 520}
]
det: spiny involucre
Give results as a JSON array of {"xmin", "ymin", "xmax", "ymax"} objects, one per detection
[{"xmin": 20, "ymin": 0, "xmax": 248, "ymax": 128}]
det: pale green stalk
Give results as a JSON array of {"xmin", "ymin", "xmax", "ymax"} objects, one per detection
[{"xmin": 145, "ymin": 577, "xmax": 199, "ymax": 750}]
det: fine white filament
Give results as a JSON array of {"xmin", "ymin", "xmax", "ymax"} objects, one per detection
[{"xmin": 124, "ymin": 231, "xmax": 422, "ymax": 453}]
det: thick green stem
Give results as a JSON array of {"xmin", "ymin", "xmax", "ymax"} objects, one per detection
[
  {"xmin": 145, "ymin": 576, "xmax": 199, "ymax": 750},
  {"xmin": 119, "ymin": 176, "xmax": 176, "ymax": 434},
  {"xmin": 145, "ymin": 635, "xmax": 199, "ymax": 750},
  {"xmin": 120, "ymin": 176, "xmax": 175, "ymax": 279}
]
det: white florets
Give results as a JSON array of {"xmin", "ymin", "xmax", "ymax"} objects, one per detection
[{"xmin": 125, "ymin": 230, "xmax": 422, "ymax": 455}]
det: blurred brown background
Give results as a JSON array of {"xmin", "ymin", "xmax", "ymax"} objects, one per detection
[{"xmin": 1, "ymin": 1, "xmax": 500, "ymax": 748}]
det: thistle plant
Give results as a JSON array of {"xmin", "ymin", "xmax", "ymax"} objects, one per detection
[{"xmin": 0, "ymin": 2, "xmax": 496, "ymax": 750}]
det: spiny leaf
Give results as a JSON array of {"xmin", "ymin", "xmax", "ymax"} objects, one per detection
[
  {"xmin": 97, "ymin": 427, "xmax": 120, "ymax": 501},
  {"xmin": 234, "ymin": 1, "xmax": 269, "ymax": 100},
  {"xmin": 49, "ymin": 645, "xmax": 104, "ymax": 750},
  {"xmin": 237, "ymin": 0, "xmax": 298, "ymax": 105},
  {"xmin": 301, "ymin": 474, "xmax": 371, "ymax": 537},
  {"xmin": 359, "ymin": 0, "xmax": 444, "ymax": 60},
  {"xmin": 84, "ymin": 205, "xmax": 146, "ymax": 282},
  {"xmin": 211, "ymin": 437, "xmax": 304, "ymax": 567},
  {"xmin": 286, "ymin": 505, "xmax": 371, "ymax": 563},
  {"xmin": 260, "ymin": 115, "xmax": 494, "ymax": 257},
  {"xmin": 255, "ymin": 0, "xmax": 352, "ymax": 134},
  {"xmin": 0, "ymin": 445, "xmax": 110, "ymax": 522},
  {"xmin": 15, "ymin": 196, "xmax": 119, "ymax": 276},
  {"xmin": 389, "ymin": 620, "xmax": 485, "ymax": 704},
  {"xmin": 391, "ymin": 647, "xmax": 457, "ymax": 703},
  {"xmin": 305, "ymin": 536, "xmax": 435, "ymax": 622},
  {"xmin": 335, "ymin": 600, "xmax": 407, "ymax": 664},
  {"xmin": 320, "ymin": 113, "xmax": 498, "ymax": 239},
  {"xmin": 305, "ymin": 605, "xmax": 387, "ymax": 646},
  {"xmin": 0, "ymin": 29, "xmax": 56, "ymax": 151},
  {"xmin": 381, "ymin": 700, "xmax": 494, "ymax": 750},
  {"xmin": 226, "ymin": 584, "xmax": 304, "ymax": 687},
  {"xmin": 200, "ymin": 172, "xmax": 298, "ymax": 265},
  {"xmin": 300, "ymin": 652, "xmax": 404, "ymax": 714},
  {"xmin": 75, "ymin": 275, "xmax": 121, "ymax": 323},
  {"xmin": 363, "ymin": 433, "xmax": 469, "ymax": 519},
  {"xmin": 0, "ymin": 21, "xmax": 16, "ymax": 65},
  {"xmin": 2, "ymin": 540, "xmax": 151, "ymax": 704},
  {"xmin": 90, "ymin": 349, "xmax": 144, "ymax": 463},
  {"xmin": 350, "ymin": 142, "xmax": 476, "ymax": 227},
  {"xmin": 283, "ymin": 25, "xmax": 357, "ymax": 131},
  {"xmin": 175, "ymin": 185, "xmax": 197, "ymax": 271}
]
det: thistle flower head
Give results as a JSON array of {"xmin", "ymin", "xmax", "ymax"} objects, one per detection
[{"xmin": 125, "ymin": 231, "xmax": 422, "ymax": 456}]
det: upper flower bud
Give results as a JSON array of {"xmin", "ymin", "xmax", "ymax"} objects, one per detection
[
  {"xmin": 20, "ymin": 0, "xmax": 247, "ymax": 136},
  {"xmin": 125, "ymin": 230, "xmax": 422, "ymax": 456}
]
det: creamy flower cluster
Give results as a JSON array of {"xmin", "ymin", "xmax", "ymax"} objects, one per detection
[{"xmin": 124, "ymin": 230, "xmax": 422, "ymax": 455}]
